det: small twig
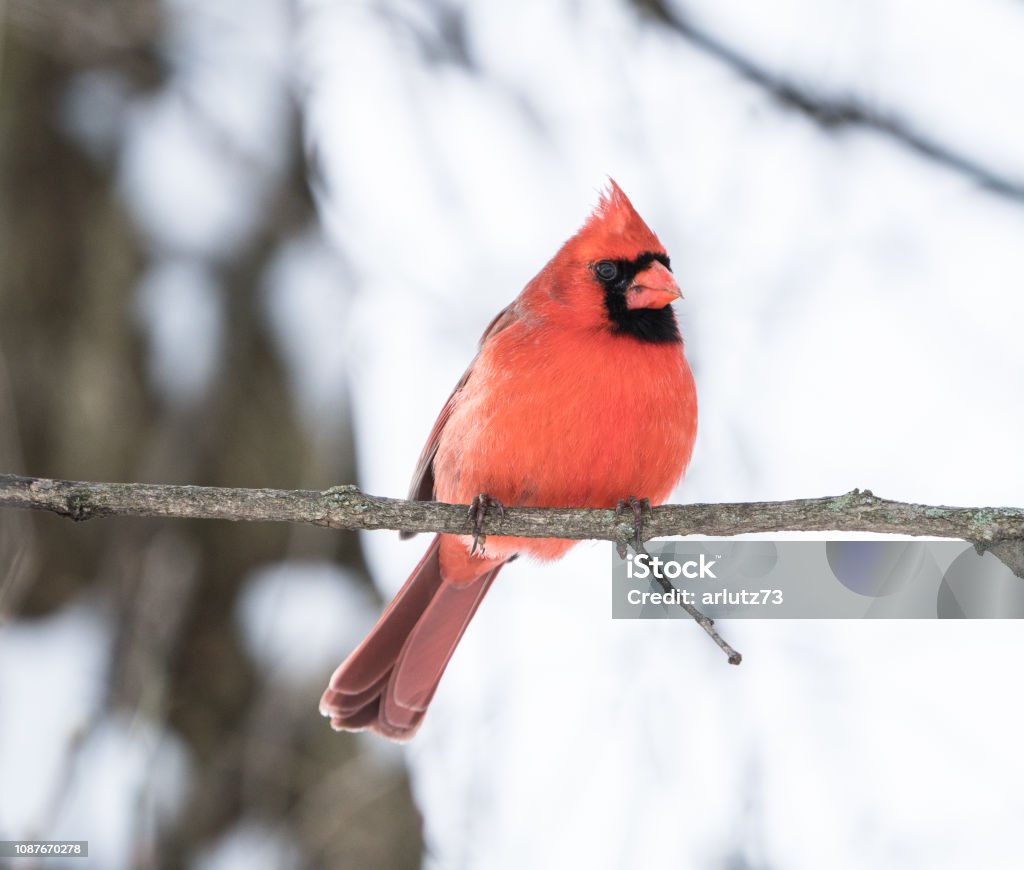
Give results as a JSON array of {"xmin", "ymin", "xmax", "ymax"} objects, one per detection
[{"xmin": 635, "ymin": 541, "xmax": 743, "ymax": 665}]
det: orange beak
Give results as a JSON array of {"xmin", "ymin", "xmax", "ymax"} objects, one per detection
[{"xmin": 625, "ymin": 260, "xmax": 682, "ymax": 310}]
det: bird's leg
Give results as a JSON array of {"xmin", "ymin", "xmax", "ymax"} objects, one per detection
[
  {"xmin": 615, "ymin": 496, "xmax": 652, "ymax": 557},
  {"xmin": 468, "ymin": 493, "xmax": 505, "ymax": 556}
]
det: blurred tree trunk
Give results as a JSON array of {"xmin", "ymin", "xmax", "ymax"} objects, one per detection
[{"xmin": 0, "ymin": 4, "xmax": 421, "ymax": 866}]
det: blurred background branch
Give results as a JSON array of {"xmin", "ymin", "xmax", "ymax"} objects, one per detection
[{"xmin": 637, "ymin": 0, "xmax": 1024, "ymax": 201}]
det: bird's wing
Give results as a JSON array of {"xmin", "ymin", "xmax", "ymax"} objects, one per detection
[{"xmin": 403, "ymin": 304, "xmax": 520, "ymax": 512}]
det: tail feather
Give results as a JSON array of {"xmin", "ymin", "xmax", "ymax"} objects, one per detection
[
  {"xmin": 329, "ymin": 537, "xmax": 444, "ymax": 695},
  {"xmin": 320, "ymin": 535, "xmax": 503, "ymax": 741},
  {"xmin": 381, "ymin": 567, "xmax": 500, "ymax": 733}
]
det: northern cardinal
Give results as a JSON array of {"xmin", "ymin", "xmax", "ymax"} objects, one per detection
[{"xmin": 320, "ymin": 180, "xmax": 697, "ymax": 739}]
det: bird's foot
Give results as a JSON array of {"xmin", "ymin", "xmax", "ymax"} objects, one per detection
[
  {"xmin": 468, "ymin": 493, "xmax": 505, "ymax": 555},
  {"xmin": 615, "ymin": 496, "xmax": 652, "ymax": 557}
]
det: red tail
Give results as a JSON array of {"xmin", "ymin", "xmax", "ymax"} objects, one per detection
[{"xmin": 319, "ymin": 536, "xmax": 503, "ymax": 740}]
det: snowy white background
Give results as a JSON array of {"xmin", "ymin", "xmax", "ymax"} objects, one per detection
[{"xmin": 2, "ymin": 0, "xmax": 1024, "ymax": 866}]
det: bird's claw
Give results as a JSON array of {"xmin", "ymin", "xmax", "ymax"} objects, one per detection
[
  {"xmin": 615, "ymin": 496, "xmax": 652, "ymax": 554},
  {"xmin": 468, "ymin": 493, "xmax": 505, "ymax": 555}
]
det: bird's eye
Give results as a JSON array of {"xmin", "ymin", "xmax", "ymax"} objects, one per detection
[{"xmin": 594, "ymin": 260, "xmax": 618, "ymax": 282}]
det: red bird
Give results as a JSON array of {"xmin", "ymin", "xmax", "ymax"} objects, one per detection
[{"xmin": 320, "ymin": 180, "xmax": 697, "ymax": 739}]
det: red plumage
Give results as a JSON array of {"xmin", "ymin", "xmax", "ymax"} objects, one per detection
[{"xmin": 320, "ymin": 180, "xmax": 697, "ymax": 739}]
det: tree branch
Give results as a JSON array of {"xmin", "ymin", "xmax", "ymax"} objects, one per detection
[
  {"xmin": 3, "ymin": 473, "xmax": 1023, "ymax": 560},
  {"xmin": 6, "ymin": 473, "xmax": 1024, "ymax": 668}
]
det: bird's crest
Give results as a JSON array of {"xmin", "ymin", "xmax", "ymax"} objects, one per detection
[{"xmin": 569, "ymin": 179, "xmax": 665, "ymax": 261}]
